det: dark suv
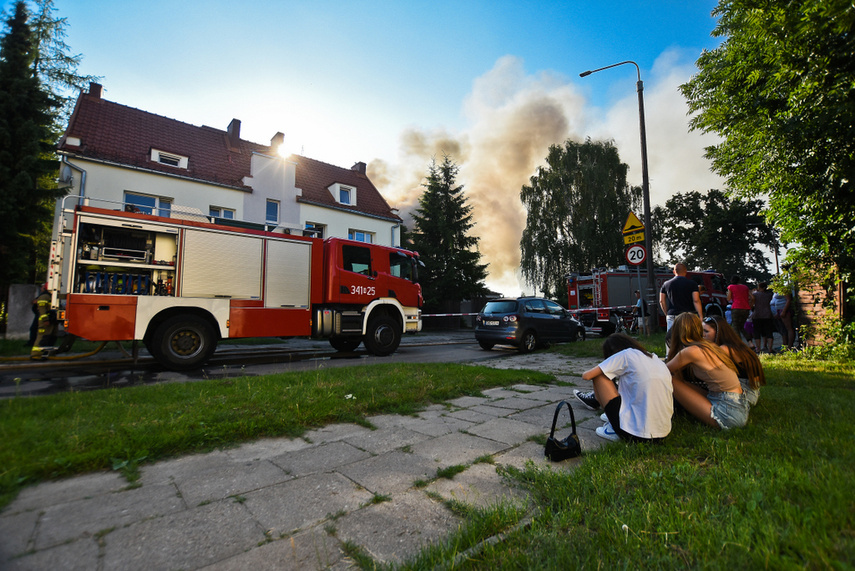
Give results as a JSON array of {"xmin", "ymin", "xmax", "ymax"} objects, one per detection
[{"xmin": 475, "ymin": 297, "xmax": 581, "ymax": 353}]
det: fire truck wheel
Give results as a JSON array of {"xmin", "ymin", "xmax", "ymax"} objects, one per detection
[
  {"xmin": 151, "ymin": 315, "xmax": 217, "ymax": 370},
  {"xmin": 518, "ymin": 330, "xmax": 537, "ymax": 353},
  {"xmin": 478, "ymin": 340, "xmax": 494, "ymax": 350},
  {"xmin": 329, "ymin": 337, "xmax": 361, "ymax": 352},
  {"xmin": 364, "ymin": 316, "xmax": 401, "ymax": 356}
]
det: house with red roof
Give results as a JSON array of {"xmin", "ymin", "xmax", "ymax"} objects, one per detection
[{"xmin": 56, "ymin": 83, "xmax": 403, "ymax": 246}]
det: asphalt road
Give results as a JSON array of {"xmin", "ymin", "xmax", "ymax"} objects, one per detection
[{"xmin": 0, "ymin": 330, "xmax": 516, "ymax": 398}]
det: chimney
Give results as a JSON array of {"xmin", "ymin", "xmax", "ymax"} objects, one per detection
[
  {"xmin": 227, "ymin": 119, "xmax": 241, "ymax": 149},
  {"xmin": 351, "ymin": 161, "xmax": 366, "ymax": 174},
  {"xmin": 270, "ymin": 132, "xmax": 284, "ymax": 153},
  {"xmin": 89, "ymin": 82, "xmax": 102, "ymax": 99}
]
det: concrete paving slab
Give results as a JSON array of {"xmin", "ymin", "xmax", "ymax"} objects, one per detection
[
  {"xmin": 411, "ymin": 432, "xmax": 509, "ymax": 469},
  {"xmin": 505, "ymin": 401, "xmax": 565, "ymax": 428},
  {"xmin": 242, "ymin": 472, "xmax": 373, "ymax": 536},
  {"xmin": 337, "ymin": 450, "xmax": 437, "ymax": 495},
  {"xmin": 140, "ymin": 449, "xmax": 233, "ymax": 487},
  {"xmin": 392, "ymin": 414, "xmax": 475, "ymax": 437},
  {"xmin": 34, "ymin": 481, "xmax": 184, "ymax": 550},
  {"xmin": 3, "ymin": 535, "xmax": 99, "ymax": 571},
  {"xmin": 445, "ymin": 395, "xmax": 491, "ymax": 408},
  {"xmin": 101, "ymin": 499, "xmax": 266, "ymax": 571},
  {"xmin": 481, "ymin": 395, "xmax": 546, "ymax": 411},
  {"xmin": 0, "ymin": 509, "xmax": 39, "ymax": 560},
  {"xmin": 513, "ymin": 385, "xmax": 579, "ymax": 402},
  {"xmin": 4, "ymin": 470, "xmax": 126, "ymax": 513},
  {"xmin": 343, "ymin": 426, "xmax": 431, "ymax": 455},
  {"xmin": 333, "ymin": 490, "xmax": 461, "ymax": 565},
  {"xmin": 199, "ymin": 527, "xmax": 350, "ymax": 571},
  {"xmin": 469, "ymin": 403, "xmax": 519, "ymax": 417},
  {"xmin": 270, "ymin": 440, "xmax": 371, "ymax": 478},
  {"xmin": 445, "ymin": 408, "xmax": 499, "ymax": 424},
  {"xmin": 172, "ymin": 458, "xmax": 292, "ymax": 507},
  {"xmin": 509, "ymin": 383, "xmax": 548, "ymax": 392},
  {"xmin": 425, "ymin": 462, "xmax": 529, "ymax": 510},
  {"xmin": 303, "ymin": 423, "xmax": 371, "ymax": 445},
  {"xmin": 465, "ymin": 417, "xmax": 543, "ymax": 446},
  {"xmin": 224, "ymin": 436, "xmax": 313, "ymax": 462},
  {"xmin": 481, "ymin": 387, "xmax": 524, "ymax": 400}
]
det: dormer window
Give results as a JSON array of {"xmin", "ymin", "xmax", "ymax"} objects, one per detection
[
  {"xmin": 151, "ymin": 149, "xmax": 188, "ymax": 169},
  {"xmin": 328, "ymin": 183, "xmax": 356, "ymax": 206}
]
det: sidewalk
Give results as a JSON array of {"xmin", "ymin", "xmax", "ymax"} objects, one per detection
[{"xmin": 0, "ymin": 353, "xmax": 605, "ymax": 570}]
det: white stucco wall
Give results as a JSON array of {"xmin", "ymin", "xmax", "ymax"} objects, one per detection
[
  {"xmin": 60, "ymin": 159, "xmax": 246, "ymax": 217},
  {"xmin": 242, "ymin": 153, "xmax": 300, "ymax": 229},
  {"xmin": 301, "ymin": 203, "xmax": 399, "ymax": 247}
]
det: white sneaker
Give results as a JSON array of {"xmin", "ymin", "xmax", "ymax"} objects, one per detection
[
  {"xmin": 600, "ymin": 412, "xmax": 609, "ymax": 422},
  {"xmin": 596, "ymin": 422, "xmax": 620, "ymax": 442}
]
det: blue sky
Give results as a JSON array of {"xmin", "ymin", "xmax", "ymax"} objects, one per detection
[{"xmin": 6, "ymin": 0, "xmax": 729, "ymax": 294}]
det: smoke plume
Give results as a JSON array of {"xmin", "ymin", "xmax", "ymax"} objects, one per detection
[{"xmin": 369, "ymin": 52, "xmax": 724, "ymax": 296}]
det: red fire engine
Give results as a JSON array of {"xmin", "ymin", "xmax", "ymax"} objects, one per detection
[
  {"xmin": 566, "ymin": 267, "xmax": 727, "ymax": 335},
  {"xmin": 48, "ymin": 199, "xmax": 423, "ymax": 370}
]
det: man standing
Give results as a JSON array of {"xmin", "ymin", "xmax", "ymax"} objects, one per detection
[
  {"xmin": 632, "ymin": 289, "xmax": 647, "ymax": 333},
  {"xmin": 659, "ymin": 263, "xmax": 703, "ymax": 331}
]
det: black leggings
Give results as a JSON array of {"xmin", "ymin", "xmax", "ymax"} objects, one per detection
[{"xmin": 604, "ymin": 396, "xmax": 661, "ymax": 444}]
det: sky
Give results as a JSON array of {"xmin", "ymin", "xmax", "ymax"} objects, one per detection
[{"xmin": 8, "ymin": 0, "xmax": 731, "ymax": 296}]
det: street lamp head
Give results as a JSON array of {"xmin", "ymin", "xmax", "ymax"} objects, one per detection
[{"xmin": 579, "ymin": 70, "xmax": 592, "ymax": 77}]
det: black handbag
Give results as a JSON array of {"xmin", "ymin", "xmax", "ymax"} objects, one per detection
[{"xmin": 544, "ymin": 400, "xmax": 582, "ymax": 461}]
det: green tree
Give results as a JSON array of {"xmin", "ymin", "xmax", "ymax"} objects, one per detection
[
  {"xmin": 411, "ymin": 155, "xmax": 488, "ymax": 311},
  {"xmin": 520, "ymin": 138, "xmax": 641, "ymax": 297},
  {"xmin": 29, "ymin": 0, "xmax": 96, "ymax": 131},
  {"xmin": 0, "ymin": 1, "xmax": 61, "ymax": 289},
  {"xmin": 0, "ymin": 1, "xmax": 94, "ymax": 289},
  {"xmin": 654, "ymin": 189, "xmax": 777, "ymax": 282},
  {"xmin": 681, "ymin": 0, "xmax": 855, "ymax": 292}
]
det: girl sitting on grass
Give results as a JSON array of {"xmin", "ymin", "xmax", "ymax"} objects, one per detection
[
  {"xmin": 667, "ymin": 313, "xmax": 749, "ymax": 429},
  {"xmin": 702, "ymin": 314, "xmax": 766, "ymax": 406},
  {"xmin": 581, "ymin": 333, "xmax": 673, "ymax": 443}
]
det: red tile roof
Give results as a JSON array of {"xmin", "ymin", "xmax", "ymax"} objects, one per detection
[{"xmin": 58, "ymin": 86, "xmax": 399, "ymax": 221}]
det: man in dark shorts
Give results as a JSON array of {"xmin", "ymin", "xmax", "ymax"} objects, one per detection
[
  {"xmin": 659, "ymin": 263, "xmax": 703, "ymax": 331},
  {"xmin": 751, "ymin": 282, "xmax": 775, "ymax": 353}
]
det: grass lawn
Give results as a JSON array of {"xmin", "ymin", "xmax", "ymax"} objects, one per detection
[
  {"xmin": 394, "ymin": 338, "xmax": 855, "ymax": 570},
  {"xmin": 1, "ymin": 335, "xmax": 852, "ymax": 568}
]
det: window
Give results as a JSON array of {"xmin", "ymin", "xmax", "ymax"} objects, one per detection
[
  {"xmin": 348, "ymin": 229, "xmax": 373, "ymax": 243},
  {"xmin": 266, "ymin": 199, "xmax": 279, "ymax": 224},
  {"xmin": 329, "ymin": 183, "xmax": 357, "ymax": 206},
  {"xmin": 342, "ymin": 245, "xmax": 372, "ymax": 275},
  {"xmin": 304, "ymin": 222, "xmax": 325, "ymax": 238},
  {"xmin": 124, "ymin": 191, "xmax": 172, "ymax": 217},
  {"xmin": 389, "ymin": 252, "xmax": 413, "ymax": 280},
  {"xmin": 209, "ymin": 207, "xmax": 235, "ymax": 220},
  {"xmin": 150, "ymin": 149, "xmax": 188, "ymax": 169}
]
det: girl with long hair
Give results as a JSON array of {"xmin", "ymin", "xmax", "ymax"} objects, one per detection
[
  {"xmin": 702, "ymin": 315, "xmax": 766, "ymax": 406},
  {"xmin": 581, "ymin": 333, "xmax": 673, "ymax": 442},
  {"xmin": 667, "ymin": 313, "xmax": 749, "ymax": 429}
]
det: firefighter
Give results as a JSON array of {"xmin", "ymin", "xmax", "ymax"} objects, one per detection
[{"xmin": 31, "ymin": 283, "xmax": 57, "ymax": 359}]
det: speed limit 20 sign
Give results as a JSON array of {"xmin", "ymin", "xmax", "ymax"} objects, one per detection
[{"xmin": 625, "ymin": 244, "xmax": 646, "ymax": 266}]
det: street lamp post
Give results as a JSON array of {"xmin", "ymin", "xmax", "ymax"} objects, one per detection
[{"xmin": 580, "ymin": 61, "xmax": 658, "ymax": 333}]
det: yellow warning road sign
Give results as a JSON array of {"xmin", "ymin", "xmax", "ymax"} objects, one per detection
[
  {"xmin": 624, "ymin": 231, "xmax": 645, "ymax": 245},
  {"xmin": 623, "ymin": 212, "xmax": 644, "ymax": 234}
]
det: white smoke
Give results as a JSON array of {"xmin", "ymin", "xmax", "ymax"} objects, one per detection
[{"xmin": 369, "ymin": 51, "xmax": 725, "ymax": 296}]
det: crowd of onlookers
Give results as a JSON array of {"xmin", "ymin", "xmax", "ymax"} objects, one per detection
[{"xmin": 574, "ymin": 263, "xmax": 783, "ymax": 445}]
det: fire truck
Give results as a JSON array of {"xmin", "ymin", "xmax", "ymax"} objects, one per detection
[
  {"xmin": 47, "ymin": 198, "xmax": 423, "ymax": 370},
  {"xmin": 566, "ymin": 267, "xmax": 727, "ymax": 336}
]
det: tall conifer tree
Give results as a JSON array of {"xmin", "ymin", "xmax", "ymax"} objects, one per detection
[{"xmin": 411, "ymin": 155, "xmax": 487, "ymax": 311}]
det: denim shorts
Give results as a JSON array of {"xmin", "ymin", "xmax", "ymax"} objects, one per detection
[
  {"xmin": 708, "ymin": 391, "xmax": 749, "ymax": 429},
  {"xmin": 739, "ymin": 378, "xmax": 760, "ymax": 407}
]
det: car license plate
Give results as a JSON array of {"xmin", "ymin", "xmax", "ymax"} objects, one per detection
[{"xmin": 485, "ymin": 320, "xmax": 500, "ymax": 326}]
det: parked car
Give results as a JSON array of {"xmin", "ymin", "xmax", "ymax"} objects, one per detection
[{"xmin": 475, "ymin": 297, "xmax": 582, "ymax": 353}]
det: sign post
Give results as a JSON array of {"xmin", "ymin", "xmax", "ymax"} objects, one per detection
[{"xmin": 623, "ymin": 212, "xmax": 648, "ymax": 334}]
